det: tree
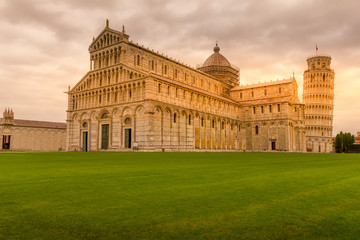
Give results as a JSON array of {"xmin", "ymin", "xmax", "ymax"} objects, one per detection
[
  {"xmin": 335, "ymin": 132, "xmax": 355, "ymax": 153},
  {"xmin": 343, "ymin": 132, "xmax": 348, "ymax": 153},
  {"xmin": 335, "ymin": 133, "xmax": 342, "ymax": 153}
]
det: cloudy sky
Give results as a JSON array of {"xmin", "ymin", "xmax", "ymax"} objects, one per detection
[{"xmin": 0, "ymin": 0, "xmax": 359, "ymax": 135}]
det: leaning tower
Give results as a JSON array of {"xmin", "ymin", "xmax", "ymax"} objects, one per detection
[{"xmin": 303, "ymin": 55, "xmax": 335, "ymax": 153}]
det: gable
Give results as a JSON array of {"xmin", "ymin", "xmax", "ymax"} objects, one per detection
[
  {"xmin": 70, "ymin": 66, "xmax": 148, "ymax": 93},
  {"xmin": 89, "ymin": 28, "xmax": 129, "ymax": 52}
]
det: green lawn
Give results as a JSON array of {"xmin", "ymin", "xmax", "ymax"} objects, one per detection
[{"xmin": 1, "ymin": 152, "xmax": 360, "ymax": 240}]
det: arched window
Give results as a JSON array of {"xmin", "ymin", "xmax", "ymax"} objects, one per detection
[
  {"xmin": 222, "ymin": 122, "xmax": 225, "ymax": 130},
  {"xmin": 323, "ymin": 74, "xmax": 325, "ymax": 81},
  {"xmin": 158, "ymin": 84, "xmax": 161, "ymax": 93},
  {"xmin": 251, "ymin": 91, "xmax": 254, "ymax": 97},
  {"xmin": 201, "ymin": 117, "xmax": 204, "ymax": 127},
  {"xmin": 129, "ymin": 90, "xmax": 132, "ymax": 98},
  {"xmin": 173, "ymin": 113, "xmax": 177, "ymax": 123},
  {"xmin": 255, "ymin": 125, "xmax": 259, "ymax": 135},
  {"xmin": 137, "ymin": 55, "xmax": 140, "ymax": 66},
  {"xmin": 212, "ymin": 120, "xmax": 215, "ymax": 128},
  {"xmin": 188, "ymin": 115, "xmax": 191, "ymax": 125},
  {"xmin": 151, "ymin": 60, "xmax": 154, "ymax": 70},
  {"xmin": 164, "ymin": 65, "xmax": 167, "ymax": 75}
]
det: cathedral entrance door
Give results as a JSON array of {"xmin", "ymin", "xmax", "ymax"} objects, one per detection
[
  {"xmin": 271, "ymin": 141, "xmax": 276, "ymax": 150},
  {"xmin": 2, "ymin": 135, "xmax": 11, "ymax": 150},
  {"xmin": 82, "ymin": 131, "xmax": 88, "ymax": 151},
  {"xmin": 125, "ymin": 129, "xmax": 132, "ymax": 148},
  {"xmin": 101, "ymin": 124, "xmax": 109, "ymax": 149}
]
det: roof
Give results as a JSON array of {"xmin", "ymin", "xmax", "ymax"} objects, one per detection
[
  {"xmin": 201, "ymin": 44, "xmax": 232, "ymax": 68},
  {"xmin": 239, "ymin": 96, "xmax": 303, "ymax": 106},
  {"xmin": 231, "ymin": 78, "xmax": 295, "ymax": 91},
  {"xmin": 0, "ymin": 118, "xmax": 66, "ymax": 129}
]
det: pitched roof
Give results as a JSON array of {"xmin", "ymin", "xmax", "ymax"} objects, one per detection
[
  {"xmin": 239, "ymin": 96, "xmax": 303, "ymax": 106},
  {"xmin": 0, "ymin": 118, "xmax": 66, "ymax": 129},
  {"xmin": 231, "ymin": 78, "xmax": 295, "ymax": 91}
]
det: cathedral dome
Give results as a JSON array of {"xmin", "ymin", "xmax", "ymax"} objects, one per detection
[{"xmin": 202, "ymin": 43, "xmax": 231, "ymax": 68}]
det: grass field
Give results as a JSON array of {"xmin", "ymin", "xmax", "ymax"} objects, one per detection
[{"xmin": 1, "ymin": 152, "xmax": 360, "ymax": 239}]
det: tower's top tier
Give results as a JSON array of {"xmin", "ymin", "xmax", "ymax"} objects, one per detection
[{"xmin": 306, "ymin": 55, "xmax": 332, "ymax": 71}]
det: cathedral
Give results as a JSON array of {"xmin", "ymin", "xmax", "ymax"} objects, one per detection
[{"xmin": 66, "ymin": 20, "xmax": 334, "ymax": 153}]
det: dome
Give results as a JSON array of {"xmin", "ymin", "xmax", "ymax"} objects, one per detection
[{"xmin": 202, "ymin": 43, "xmax": 231, "ymax": 68}]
